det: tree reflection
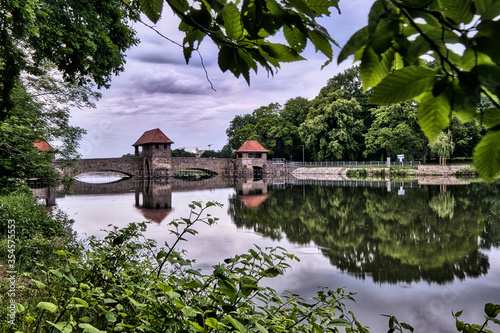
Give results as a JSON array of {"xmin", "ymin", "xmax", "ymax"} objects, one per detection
[{"xmin": 228, "ymin": 182, "xmax": 500, "ymax": 284}]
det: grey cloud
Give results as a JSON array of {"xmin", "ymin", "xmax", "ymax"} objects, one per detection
[{"xmin": 131, "ymin": 53, "xmax": 185, "ymax": 65}]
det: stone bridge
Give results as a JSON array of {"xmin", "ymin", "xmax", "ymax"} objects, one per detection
[
  {"xmin": 171, "ymin": 157, "xmax": 234, "ymax": 176},
  {"xmin": 67, "ymin": 129, "xmax": 295, "ymax": 178},
  {"xmin": 71, "ymin": 156, "xmax": 295, "ymax": 178}
]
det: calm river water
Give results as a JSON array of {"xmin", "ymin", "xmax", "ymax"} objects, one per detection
[{"xmin": 56, "ymin": 175, "xmax": 500, "ymax": 333}]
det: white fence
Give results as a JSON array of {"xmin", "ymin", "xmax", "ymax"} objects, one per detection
[{"xmin": 286, "ymin": 160, "xmax": 419, "ymax": 168}]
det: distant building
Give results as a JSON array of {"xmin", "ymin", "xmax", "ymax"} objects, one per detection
[
  {"xmin": 235, "ymin": 140, "xmax": 269, "ymax": 174},
  {"xmin": 133, "ymin": 128, "xmax": 174, "ymax": 177},
  {"xmin": 34, "ymin": 140, "xmax": 53, "ymax": 152}
]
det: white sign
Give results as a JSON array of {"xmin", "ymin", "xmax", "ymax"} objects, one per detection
[{"xmin": 397, "ymin": 154, "xmax": 404, "ymax": 159}]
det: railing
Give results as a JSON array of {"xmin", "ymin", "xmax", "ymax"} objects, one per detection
[{"xmin": 287, "ymin": 160, "xmax": 420, "ymax": 168}]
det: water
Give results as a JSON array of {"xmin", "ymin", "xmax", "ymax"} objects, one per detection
[{"xmin": 55, "ymin": 177, "xmax": 500, "ymax": 333}]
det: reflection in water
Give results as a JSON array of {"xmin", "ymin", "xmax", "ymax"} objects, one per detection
[
  {"xmin": 229, "ymin": 181, "xmax": 500, "ymax": 285},
  {"xmin": 65, "ymin": 177, "xmax": 500, "ymax": 285},
  {"xmin": 135, "ymin": 179, "xmax": 173, "ymax": 223},
  {"xmin": 76, "ymin": 171, "xmax": 131, "ymax": 184}
]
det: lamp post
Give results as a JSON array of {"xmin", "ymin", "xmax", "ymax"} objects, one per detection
[{"xmin": 302, "ymin": 145, "xmax": 305, "ymax": 165}]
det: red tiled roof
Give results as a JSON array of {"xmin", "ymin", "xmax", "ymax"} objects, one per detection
[
  {"xmin": 34, "ymin": 141, "xmax": 53, "ymax": 151},
  {"xmin": 137, "ymin": 207, "xmax": 173, "ymax": 223},
  {"xmin": 133, "ymin": 128, "xmax": 173, "ymax": 146},
  {"xmin": 239, "ymin": 194, "xmax": 268, "ymax": 208},
  {"xmin": 235, "ymin": 140, "xmax": 269, "ymax": 152}
]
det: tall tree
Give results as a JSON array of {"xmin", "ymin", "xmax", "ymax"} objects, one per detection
[
  {"xmin": 1, "ymin": 0, "xmax": 139, "ymax": 187},
  {"xmin": 339, "ymin": 0, "xmax": 500, "ymax": 181},
  {"xmin": 0, "ymin": 73, "xmax": 94, "ymax": 188},
  {"xmin": 299, "ymin": 89, "xmax": 364, "ymax": 161},
  {"xmin": 226, "ymin": 114, "xmax": 257, "ymax": 150},
  {"xmin": 431, "ymin": 131, "xmax": 455, "ymax": 166},
  {"xmin": 276, "ymin": 97, "xmax": 310, "ymax": 160},
  {"xmin": 364, "ymin": 102, "xmax": 426, "ymax": 161}
]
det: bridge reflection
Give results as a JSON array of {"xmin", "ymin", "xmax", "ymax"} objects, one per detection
[{"xmin": 32, "ymin": 175, "xmax": 472, "ymax": 222}]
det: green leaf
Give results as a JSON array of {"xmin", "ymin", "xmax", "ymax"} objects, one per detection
[
  {"xmin": 308, "ymin": 30, "xmax": 333, "ymax": 60},
  {"xmin": 283, "ymin": 25, "xmax": 307, "ymax": 53},
  {"xmin": 439, "ymin": 0, "xmax": 475, "ymax": 24},
  {"xmin": 139, "ymin": 0, "xmax": 164, "ymax": 23},
  {"xmin": 47, "ymin": 321, "xmax": 73, "ymax": 333},
  {"xmin": 32, "ymin": 279, "xmax": 46, "ymax": 289},
  {"xmin": 72, "ymin": 297, "xmax": 89, "ymax": 308},
  {"xmin": 329, "ymin": 318, "xmax": 351, "ymax": 326},
  {"xmin": 484, "ymin": 303, "xmax": 500, "ymax": 317},
  {"xmin": 223, "ymin": 3, "xmax": 244, "ymax": 40},
  {"xmin": 15, "ymin": 303, "xmax": 25, "ymax": 313},
  {"xmin": 481, "ymin": 108, "xmax": 500, "ymax": 129},
  {"xmin": 205, "ymin": 317, "xmax": 219, "ymax": 330},
  {"xmin": 338, "ymin": 27, "xmax": 369, "ymax": 64},
  {"xmin": 417, "ymin": 91, "xmax": 451, "ymax": 143},
  {"xmin": 181, "ymin": 306, "xmax": 200, "ymax": 318},
  {"xmin": 473, "ymin": 20, "xmax": 500, "ymax": 65},
  {"xmin": 286, "ymin": 0, "xmax": 316, "ymax": 18},
  {"xmin": 37, "ymin": 301, "xmax": 58, "ymax": 313},
  {"xmin": 225, "ymin": 315, "xmax": 247, "ymax": 332},
  {"xmin": 475, "ymin": 0, "xmax": 500, "ymax": 20},
  {"xmin": 306, "ymin": 0, "xmax": 340, "ymax": 16},
  {"xmin": 188, "ymin": 320, "xmax": 207, "ymax": 332},
  {"xmin": 369, "ymin": 66, "xmax": 437, "ymax": 104},
  {"xmin": 475, "ymin": 64, "xmax": 500, "ymax": 98},
  {"xmin": 260, "ymin": 43, "xmax": 306, "ymax": 63},
  {"xmin": 473, "ymin": 131, "xmax": 500, "ymax": 182},
  {"xmin": 241, "ymin": 0, "xmax": 263, "ymax": 38},
  {"xmin": 360, "ymin": 46, "xmax": 392, "ymax": 92},
  {"xmin": 78, "ymin": 323, "xmax": 106, "ymax": 332},
  {"xmin": 106, "ymin": 311, "xmax": 118, "ymax": 323}
]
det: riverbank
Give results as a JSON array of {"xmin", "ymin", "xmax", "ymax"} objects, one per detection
[{"xmin": 291, "ymin": 164, "xmax": 472, "ymax": 179}]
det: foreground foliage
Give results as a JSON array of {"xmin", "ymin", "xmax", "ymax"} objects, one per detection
[
  {"xmin": 0, "ymin": 187, "xmax": 77, "ymax": 273},
  {"xmin": 0, "ymin": 199, "xmax": 499, "ymax": 332},
  {"xmin": 339, "ymin": 0, "xmax": 500, "ymax": 181},
  {"xmin": 5, "ymin": 202, "xmax": 371, "ymax": 332}
]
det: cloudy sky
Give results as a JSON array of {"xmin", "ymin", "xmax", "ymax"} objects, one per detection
[{"xmin": 72, "ymin": 0, "xmax": 373, "ymax": 158}]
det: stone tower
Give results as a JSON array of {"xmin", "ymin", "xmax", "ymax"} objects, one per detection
[
  {"xmin": 132, "ymin": 128, "xmax": 174, "ymax": 177},
  {"xmin": 235, "ymin": 140, "xmax": 269, "ymax": 176}
]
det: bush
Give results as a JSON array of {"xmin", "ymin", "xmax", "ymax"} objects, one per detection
[
  {"xmin": 347, "ymin": 169, "xmax": 367, "ymax": 178},
  {"xmin": 0, "ymin": 187, "xmax": 78, "ymax": 272}
]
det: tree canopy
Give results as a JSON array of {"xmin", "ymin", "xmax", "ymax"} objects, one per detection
[{"xmin": 338, "ymin": 0, "xmax": 500, "ymax": 181}]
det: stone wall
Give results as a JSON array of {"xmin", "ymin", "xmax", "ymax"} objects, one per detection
[
  {"xmin": 416, "ymin": 164, "xmax": 470, "ymax": 174},
  {"xmin": 77, "ymin": 157, "xmax": 143, "ymax": 177},
  {"xmin": 171, "ymin": 157, "xmax": 234, "ymax": 175},
  {"xmin": 72, "ymin": 156, "xmax": 296, "ymax": 179}
]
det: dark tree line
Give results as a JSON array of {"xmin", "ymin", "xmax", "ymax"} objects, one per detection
[{"xmin": 225, "ymin": 66, "xmax": 486, "ymax": 162}]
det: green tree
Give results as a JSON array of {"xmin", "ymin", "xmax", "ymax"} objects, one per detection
[
  {"xmin": 339, "ymin": 0, "xmax": 500, "ymax": 181},
  {"xmin": 449, "ymin": 117, "xmax": 486, "ymax": 159},
  {"xmin": 1, "ymin": 0, "xmax": 138, "ymax": 187},
  {"xmin": 364, "ymin": 102, "xmax": 426, "ymax": 161},
  {"xmin": 226, "ymin": 114, "xmax": 257, "ymax": 150},
  {"xmin": 171, "ymin": 148, "xmax": 196, "ymax": 157},
  {"xmin": 0, "ymin": 0, "xmax": 138, "ymax": 119},
  {"xmin": 0, "ymin": 74, "xmax": 95, "ymax": 188},
  {"xmin": 299, "ymin": 89, "xmax": 364, "ymax": 160},
  {"xmin": 431, "ymin": 131, "xmax": 455, "ymax": 165},
  {"xmin": 275, "ymin": 97, "xmax": 310, "ymax": 160}
]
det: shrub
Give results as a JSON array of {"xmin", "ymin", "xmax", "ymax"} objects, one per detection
[
  {"xmin": 0, "ymin": 187, "xmax": 78, "ymax": 272},
  {"xmin": 347, "ymin": 169, "xmax": 367, "ymax": 178}
]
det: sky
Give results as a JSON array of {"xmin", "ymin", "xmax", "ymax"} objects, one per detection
[{"xmin": 72, "ymin": 0, "xmax": 373, "ymax": 158}]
